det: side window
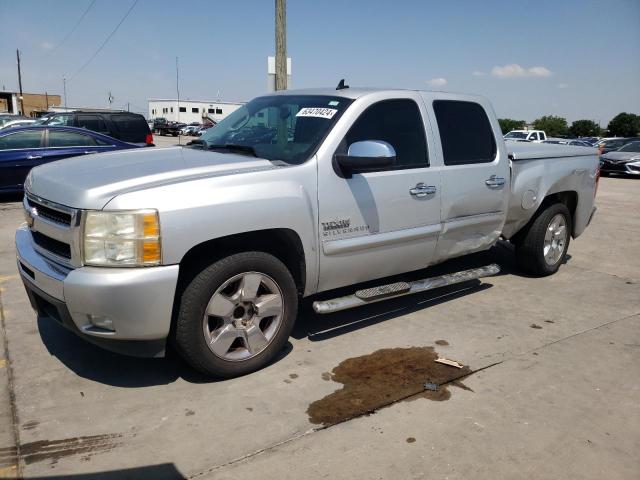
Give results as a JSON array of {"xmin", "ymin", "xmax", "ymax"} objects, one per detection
[
  {"xmin": 77, "ymin": 115, "xmax": 109, "ymax": 134},
  {"xmin": 179, "ymin": 107, "xmax": 186, "ymax": 113},
  {"xmin": 0, "ymin": 131, "xmax": 43, "ymax": 149},
  {"xmin": 433, "ymin": 100, "xmax": 497, "ymax": 165},
  {"xmin": 192, "ymin": 107, "xmax": 199, "ymax": 113},
  {"xmin": 46, "ymin": 114, "xmax": 74, "ymax": 126},
  {"xmin": 529, "ymin": 132, "xmax": 539, "ymax": 141},
  {"xmin": 48, "ymin": 131, "xmax": 97, "ymax": 147},
  {"xmin": 540, "ymin": 132, "xmax": 546, "ymax": 140},
  {"xmin": 342, "ymin": 99, "xmax": 428, "ymax": 168}
]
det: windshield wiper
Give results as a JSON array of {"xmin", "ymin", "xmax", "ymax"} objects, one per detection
[{"xmin": 208, "ymin": 143, "xmax": 257, "ymax": 157}]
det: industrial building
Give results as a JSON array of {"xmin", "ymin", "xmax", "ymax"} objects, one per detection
[
  {"xmin": 0, "ymin": 90, "xmax": 61, "ymax": 117},
  {"xmin": 148, "ymin": 99, "xmax": 244, "ymax": 124}
]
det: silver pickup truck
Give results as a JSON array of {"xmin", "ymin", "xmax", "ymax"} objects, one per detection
[{"xmin": 15, "ymin": 87, "xmax": 599, "ymax": 377}]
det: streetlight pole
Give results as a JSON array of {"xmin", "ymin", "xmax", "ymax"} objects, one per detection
[{"xmin": 275, "ymin": 0, "xmax": 287, "ymax": 91}]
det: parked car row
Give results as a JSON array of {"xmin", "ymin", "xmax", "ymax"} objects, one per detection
[{"xmin": 150, "ymin": 117, "xmax": 216, "ymax": 137}]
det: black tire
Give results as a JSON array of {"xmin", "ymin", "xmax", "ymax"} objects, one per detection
[
  {"xmin": 515, "ymin": 203, "xmax": 571, "ymax": 277},
  {"xmin": 174, "ymin": 252, "xmax": 298, "ymax": 378}
]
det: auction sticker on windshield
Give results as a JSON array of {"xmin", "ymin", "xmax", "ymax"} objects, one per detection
[{"xmin": 296, "ymin": 107, "xmax": 338, "ymax": 119}]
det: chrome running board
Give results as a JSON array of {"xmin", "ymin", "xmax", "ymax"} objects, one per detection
[{"xmin": 312, "ymin": 264, "xmax": 500, "ymax": 314}]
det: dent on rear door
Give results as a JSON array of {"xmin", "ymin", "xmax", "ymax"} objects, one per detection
[{"xmin": 427, "ymin": 97, "xmax": 509, "ymax": 260}]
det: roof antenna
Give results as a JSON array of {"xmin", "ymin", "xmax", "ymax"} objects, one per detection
[{"xmin": 336, "ymin": 79, "xmax": 349, "ymax": 90}]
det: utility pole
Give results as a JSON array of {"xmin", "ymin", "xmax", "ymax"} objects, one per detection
[
  {"xmin": 108, "ymin": 91, "xmax": 114, "ymax": 109},
  {"xmin": 275, "ymin": 0, "xmax": 287, "ymax": 90},
  {"xmin": 176, "ymin": 56, "xmax": 181, "ymax": 144},
  {"xmin": 45, "ymin": 91, "xmax": 49, "ymax": 110},
  {"xmin": 63, "ymin": 76, "xmax": 67, "ymax": 109},
  {"xmin": 16, "ymin": 49, "xmax": 24, "ymax": 114}
]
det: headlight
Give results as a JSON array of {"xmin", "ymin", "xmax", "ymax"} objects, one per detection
[{"xmin": 83, "ymin": 210, "xmax": 161, "ymax": 266}]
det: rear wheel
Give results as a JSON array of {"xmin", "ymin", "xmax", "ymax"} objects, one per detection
[
  {"xmin": 174, "ymin": 252, "xmax": 298, "ymax": 378},
  {"xmin": 515, "ymin": 203, "xmax": 571, "ymax": 276}
]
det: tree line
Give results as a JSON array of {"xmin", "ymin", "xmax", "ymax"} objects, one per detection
[{"xmin": 498, "ymin": 113, "xmax": 640, "ymax": 138}]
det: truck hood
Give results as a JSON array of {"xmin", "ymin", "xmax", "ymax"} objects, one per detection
[
  {"xmin": 602, "ymin": 151, "xmax": 640, "ymax": 162},
  {"xmin": 26, "ymin": 146, "xmax": 277, "ymax": 209}
]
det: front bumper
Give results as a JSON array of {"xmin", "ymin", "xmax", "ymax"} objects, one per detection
[{"xmin": 16, "ymin": 225, "xmax": 180, "ymax": 357}]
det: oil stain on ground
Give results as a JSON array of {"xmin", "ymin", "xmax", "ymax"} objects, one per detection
[
  {"xmin": 0, "ymin": 434, "xmax": 123, "ymax": 466},
  {"xmin": 307, "ymin": 347, "xmax": 471, "ymax": 426}
]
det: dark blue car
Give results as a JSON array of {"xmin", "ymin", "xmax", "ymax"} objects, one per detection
[{"xmin": 0, "ymin": 125, "xmax": 142, "ymax": 193}]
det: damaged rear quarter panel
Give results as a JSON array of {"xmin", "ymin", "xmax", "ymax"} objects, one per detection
[{"xmin": 503, "ymin": 154, "xmax": 598, "ymax": 239}]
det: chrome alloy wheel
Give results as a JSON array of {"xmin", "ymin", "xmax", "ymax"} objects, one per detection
[
  {"xmin": 203, "ymin": 272, "xmax": 284, "ymax": 361},
  {"xmin": 543, "ymin": 213, "xmax": 568, "ymax": 266}
]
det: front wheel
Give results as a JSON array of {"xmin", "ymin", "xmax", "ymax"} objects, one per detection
[
  {"xmin": 515, "ymin": 203, "xmax": 571, "ymax": 276},
  {"xmin": 174, "ymin": 252, "xmax": 298, "ymax": 378}
]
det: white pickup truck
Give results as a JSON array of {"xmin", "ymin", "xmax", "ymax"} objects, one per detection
[
  {"xmin": 16, "ymin": 87, "xmax": 599, "ymax": 377},
  {"xmin": 505, "ymin": 129, "xmax": 547, "ymax": 142}
]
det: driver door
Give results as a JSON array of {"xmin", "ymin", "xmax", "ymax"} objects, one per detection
[{"xmin": 316, "ymin": 93, "xmax": 442, "ymax": 292}]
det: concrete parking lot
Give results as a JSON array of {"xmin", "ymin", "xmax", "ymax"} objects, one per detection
[{"xmin": 0, "ymin": 177, "xmax": 638, "ymax": 479}]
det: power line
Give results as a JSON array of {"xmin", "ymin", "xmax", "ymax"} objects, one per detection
[
  {"xmin": 69, "ymin": 0, "xmax": 139, "ymax": 81},
  {"xmin": 48, "ymin": 0, "xmax": 96, "ymax": 56}
]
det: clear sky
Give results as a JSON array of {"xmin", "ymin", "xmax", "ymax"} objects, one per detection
[{"xmin": 1, "ymin": 0, "xmax": 638, "ymax": 124}]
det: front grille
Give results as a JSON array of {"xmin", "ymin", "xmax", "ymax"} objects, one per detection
[
  {"xmin": 32, "ymin": 231, "xmax": 72, "ymax": 259},
  {"xmin": 27, "ymin": 198, "xmax": 72, "ymax": 226}
]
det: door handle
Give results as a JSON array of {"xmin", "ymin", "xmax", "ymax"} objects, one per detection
[
  {"xmin": 409, "ymin": 183, "xmax": 437, "ymax": 197},
  {"xmin": 485, "ymin": 175, "xmax": 505, "ymax": 187},
  {"xmin": 26, "ymin": 155, "xmax": 43, "ymax": 160}
]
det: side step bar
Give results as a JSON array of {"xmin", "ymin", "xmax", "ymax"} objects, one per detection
[{"xmin": 312, "ymin": 264, "xmax": 500, "ymax": 314}]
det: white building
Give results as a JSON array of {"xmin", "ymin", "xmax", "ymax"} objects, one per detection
[{"xmin": 148, "ymin": 99, "xmax": 244, "ymax": 124}]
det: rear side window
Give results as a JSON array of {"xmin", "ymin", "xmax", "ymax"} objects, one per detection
[
  {"xmin": 77, "ymin": 115, "xmax": 110, "ymax": 135},
  {"xmin": 433, "ymin": 100, "xmax": 497, "ymax": 165},
  {"xmin": 0, "ymin": 131, "xmax": 43, "ymax": 149},
  {"xmin": 45, "ymin": 114, "xmax": 74, "ymax": 127},
  {"xmin": 48, "ymin": 130, "xmax": 97, "ymax": 147},
  {"xmin": 342, "ymin": 99, "xmax": 428, "ymax": 169},
  {"xmin": 110, "ymin": 114, "xmax": 150, "ymax": 143}
]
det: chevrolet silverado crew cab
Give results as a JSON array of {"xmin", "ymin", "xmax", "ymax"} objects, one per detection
[{"xmin": 16, "ymin": 87, "xmax": 599, "ymax": 378}]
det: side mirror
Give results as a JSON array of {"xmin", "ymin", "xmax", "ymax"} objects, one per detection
[{"xmin": 334, "ymin": 140, "xmax": 396, "ymax": 178}]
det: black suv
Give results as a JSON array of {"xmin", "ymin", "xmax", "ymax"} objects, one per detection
[{"xmin": 41, "ymin": 111, "xmax": 153, "ymax": 146}]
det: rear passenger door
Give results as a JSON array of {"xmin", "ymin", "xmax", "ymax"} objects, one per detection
[
  {"xmin": 43, "ymin": 129, "xmax": 105, "ymax": 163},
  {"xmin": 426, "ymin": 98, "xmax": 509, "ymax": 261}
]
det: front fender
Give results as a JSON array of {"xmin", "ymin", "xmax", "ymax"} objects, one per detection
[{"xmin": 104, "ymin": 161, "xmax": 320, "ymax": 295}]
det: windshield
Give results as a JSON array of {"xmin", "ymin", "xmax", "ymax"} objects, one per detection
[
  {"xmin": 504, "ymin": 131, "xmax": 528, "ymax": 139},
  {"xmin": 199, "ymin": 95, "xmax": 352, "ymax": 164},
  {"xmin": 618, "ymin": 141, "xmax": 640, "ymax": 152}
]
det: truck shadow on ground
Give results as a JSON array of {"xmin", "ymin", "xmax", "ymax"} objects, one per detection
[
  {"xmin": 23, "ymin": 463, "xmax": 185, "ymax": 480},
  {"xmin": 36, "ymin": 241, "xmax": 570, "ymax": 388},
  {"xmin": 292, "ymin": 241, "xmax": 571, "ymax": 340}
]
